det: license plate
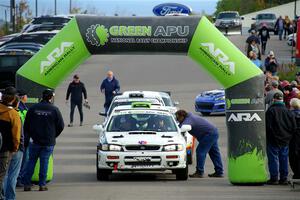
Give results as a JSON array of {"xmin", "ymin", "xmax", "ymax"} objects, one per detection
[{"xmin": 133, "ymin": 156, "xmax": 151, "ymax": 161}]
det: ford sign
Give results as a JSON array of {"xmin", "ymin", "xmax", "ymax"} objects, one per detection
[{"xmin": 153, "ymin": 3, "xmax": 192, "ymax": 16}]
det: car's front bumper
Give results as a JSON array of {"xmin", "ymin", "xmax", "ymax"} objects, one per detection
[
  {"xmin": 195, "ymin": 100, "xmax": 225, "ymax": 113},
  {"xmin": 97, "ymin": 150, "xmax": 186, "ymax": 170}
]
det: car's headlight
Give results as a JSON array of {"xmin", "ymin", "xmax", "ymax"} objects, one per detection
[
  {"xmin": 163, "ymin": 144, "xmax": 184, "ymax": 151},
  {"xmin": 98, "ymin": 144, "xmax": 123, "ymax": 151},
  {"xmin": 215, "ymin": 96, "xmax": 225, "ymax": 101}
]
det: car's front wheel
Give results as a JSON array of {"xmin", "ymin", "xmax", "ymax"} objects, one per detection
[
  {"xmin": 175, "ymin": 162, "xmax": 188, "ymax": 180},
  {"xmin": 96, "ymin": 154, "xmax": 112, "ymax": 181}
]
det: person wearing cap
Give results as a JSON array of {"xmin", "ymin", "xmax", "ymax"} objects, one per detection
[
  {"xmin": 283, "ymin": 85, "xmax": 298, "ymax": 109},
  {"xmin": 245, "ymin": 30, "xmax": 260, "ymax": 55},
  {"xmin": 275, "ymin": 16, "xmax": 284, "ymax": 40},
  {"xmin": 289, "ymin": 98, "xmax": 300, "ymax": 180},
  {"xmin": 266, "ymin": 92, "xmax": 296, "ymax": 185},
  {"xmin": 265, "ymin": 51, "xmax": 278, "ymax": 76},
  {"xmin": 258, "ymin": 24, "xmax": 270, "ymax": 55},
  {"xmin": 66, "ymin": 74, "xmax": 88, "ymax": 127},
  {"xmin": 0, "ymin": 87, "xmax": 21, "ymax": 200},
  {"xmin": 175, "ymin": 110, "xmax": 224, "ymax": 178},
  {"xmin": 100, "ymin": 71, "xmax": 120, "ymax": 113},
  {"xmin": 16, "ymin": 90, "xmax": 29, "ymax": 187},
  {"xmin": 23, "ymin": 89, "xmax": 64, "ymax": 192},
  {"xmin": 2, "ymin": 90, "xmax": 28, "ymax": 200},
  {"xmin": 265, "ymin": 80, "xmax": 283, "ymax": 109}
]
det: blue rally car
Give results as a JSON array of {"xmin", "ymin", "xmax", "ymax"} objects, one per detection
[{"xmin": 195, "ymin": 89, "xmax": 225, "ymax": 116}]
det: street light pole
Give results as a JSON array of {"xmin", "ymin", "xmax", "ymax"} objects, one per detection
[
  {"xmin": 35, "ymin": 0, "xmax": 38, "ymax": 17},
  {"xmin": 10, "ymin": 0, "xmax": 15, "ymax": 32},
  {"xmin": 54, "ymin": 0, "xmax": 57, "ymax": 15},
  {"xmin": 69, "ymin": 0, "xmax": 72, "ymax": 14}
]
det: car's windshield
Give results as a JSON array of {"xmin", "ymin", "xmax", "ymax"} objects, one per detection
[
  {"xmin": 162, "ymin": 97, "xmax": 174, "ymax": 107},
  {"xmin": 217, "ymin": 13, "xmax": 238, "ymax": 19},
  {"xmin": 0, "ymin": 55, "xmax": 31, "ymax": 68},
  {"xmin": 107, "ymin": 113, "xmax": 178, "ymax": 132},
  {"xmin": 32, "ymin": 17, "xmax": 70, "ymax": 25},
  {"xmin": 257, "ymin": 14, "xmax": 276, "ymax": 20},
  {"xmin": 107, "ymin": 99, "xmax": 160, "ymax": 116}
]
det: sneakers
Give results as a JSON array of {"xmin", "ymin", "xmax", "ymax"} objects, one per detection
[
  {"xmin": 279, "ymin": 179, "xmax": 288, "ymax": 185},
  {"xmin": 208, "ymin": 172, "xmax": 224, "ymax": 178},
  {"xmin": 39, "ymin": 186, "xmax": 48, "ymax": 191},
  {"xmin": 68, "ymin": 123, "xmax": 73, "ymax": 127},
  {"xmin": 189, "ymin": 171, "xmax": 204, "ymax": 178},
  {"xmin": 24, "ymin": 186, "xmax": 31, "ymax": 191},
  {"xmin": 266, "ymin": 179, "xmax": 279, "ymax": 185}
]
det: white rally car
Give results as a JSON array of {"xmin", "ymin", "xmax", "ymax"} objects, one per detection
[{"xmin": 93, "ymin": 102, "xmax": 191, "ymax": 181}]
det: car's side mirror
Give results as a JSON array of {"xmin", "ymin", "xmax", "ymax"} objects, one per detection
[
  {"xmin": 93, "ymin": 124, "xmax": 104, "ymax": 134},
  {"xmin": 181, "ymin": 125, "xmax": 192, "ymax": 133},
  {"xmin": 173, "ymin": 101, "xmax": 179, "ymax": 106},
  {"xmin": 99, "ymin": 112, "xmax": 107, "ymax": 117}
]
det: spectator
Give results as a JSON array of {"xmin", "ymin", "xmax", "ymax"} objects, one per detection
[
  {"xmin": 265, "ymin": 80, "xmax": 283, "ymax": 109},
  {"xmin": 0, "ymin": 87, "xmax": 21, "ymax": 200},
  {"xmin": 290, "ymin": 81, "xmax": 300, "ymax": 94},
  {"xmin": 175, "ymin": 110, "xmax": 224, "ymax": 178},
  {"xmin": 16, "ymin": 91, "xmax": 29, "ymax": 187},
  {"xmin": 100, "ymin": 71, "xmax": 120, "ymax": 113},
  {"xmin": 258, "ymin": 24, "xmax": 270, "ymax": 55},
  {"xmin": 265, "ymin": 51, "xmax": 279, "ymax": 76},
  {"xmin": 266, "ymin": 92, "xmax": 296, "ymax": 185},
  {"xmin": 284, "ymin": 16, "xmax": 291, "ymax": 39},
  {"xmin": 283, "ymin": 85, "xmax": 298, "ymax": 109},
  {"xmin": 289, "ymin": 98, "xmax": 300, "ymax": 180},
  {"xmin": 295, "ymin": 72, "xmax": 300, "ymax": 86},
  {"xmin": 280, "ymin": 80, "xmax": 290, "ymax": 92},
  {"xmin": 247, "ymin": 39, "xmax": 261, "ymax": 60},
  {"xmin": 275, "ymin": 16, "xmax": 285, "ymax": 40},
  {"xmin": 66, "ymin": 74, "xmax": 88, "ymax": 127},
  {"xmin": 23, "ymin": 89, "xmax": 64, "ymax": 192},
  {"xmin": 249, "ymin": 51, "xmax": 263, "ymax": 70}
]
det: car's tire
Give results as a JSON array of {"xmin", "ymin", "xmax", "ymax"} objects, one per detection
[
  {"xmin": 187, "ymin": 153, "xmax": 193, "ymax": 165},
  {"xmin": 175, "ymin": 162, "xmax": 188, "ymax": 180},
  {"xmin": 201, "ymin": 112, "xmax": 211, "ymax": 116},
  {"xmin": 96, "ymin": 154, "xmax": 111, "ymax": 181}
]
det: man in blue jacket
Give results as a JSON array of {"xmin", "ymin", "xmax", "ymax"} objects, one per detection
[
  {"xmin": 100, "ymin": 71, "xmax": 120, "ymax": 113},
  {"xmin": 176, "ymin": 110, "xmax": 224, "ymax": 178},
  {"xmin": 23, "ymin": 89, "xmax": 64, "ymax": 192}
]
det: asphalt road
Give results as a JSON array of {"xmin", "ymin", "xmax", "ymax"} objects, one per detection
[{"xmin": 17, "ymin": 33, "xmax": 299, "ymax": 200}]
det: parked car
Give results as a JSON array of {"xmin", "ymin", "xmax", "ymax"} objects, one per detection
[
  {"xmin": 0, "ymin": 42, "xmax": 43, "ymax": 53},
  {"xmin": 287, "ymin": 33, "xmax": 296, "ymax": 47},
  {"xmin": 0, "ymin": 31, "xmax": 58, "ymax": 48},
  {"xmin": 195, "ymin": 89, "xmax": 225, "ymax": 116},
  {"xmin": 0, "ymin": 33, "xmax": 20, "ymax": 46},
  {"xmin": 0, "ymin": 49, "xmax": 34, "ymax": 89},
  {"xmin": 22, "ymin": 15, "xmax": 71, "ymax": 33},
  {"xmin": 93, "ymin": 102, "xmax": 191, "ymax": 180},
  {"xmin": 214, "ymin": 11, "xmax": 243, "ymax": 35},
  {"xmin": 251, "ymin": 13, "xmax": 277, "ymax": 34}
]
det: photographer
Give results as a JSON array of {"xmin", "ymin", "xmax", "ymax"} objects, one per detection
[{"xmin": 265, "ymin": 51, "xmax": 279, "ymax": 76}]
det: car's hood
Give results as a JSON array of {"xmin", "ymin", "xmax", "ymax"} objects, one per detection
[
  {"xmin": 102, "ymin": 131, "xmax": 183, "ymax": 146},
  {"xmin": 196, "ymin": 89, "xmax": 225, "ymax": 100}
]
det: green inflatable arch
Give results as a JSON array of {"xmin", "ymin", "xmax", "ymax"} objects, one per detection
[{"xmin": 16, "ymin": 15, "xmax": 268, "ymax": 184}]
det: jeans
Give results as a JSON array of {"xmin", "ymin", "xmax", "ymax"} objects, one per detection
[
  {"xmin": 3, "ymin": 151, "xmax": 23, "ymax": 200},
  {"xmin": 17, "ymin": 147, "xmax": 29, "ymax": 184},
  {"xmin": 267, "ymin": 144, "xmax": 289, "ymax": 180},
  {"xmin": 278, "ymin": 29, "xmax": 283, "ymax": 40},
  {"xmin": 70, "ymin": 101, "xmax": 83, "ymax": 123},
  {"xmin": 0, "ymin": 152, "xmax": 11, "ymax": 200},
  {"xmin": 261, "ymin": 40, "xmax": 267, "ymax": 54},
  {"xmin": 23, "ymin": 143, "xmax": 54, "ymax": 187},
  {"xmin": 196, "ymin": 130, "xmax": 224, "ymax": 175}
]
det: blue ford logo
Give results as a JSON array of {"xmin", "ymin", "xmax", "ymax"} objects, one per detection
[{"xmin": 153, "ymin": 3, "xmax": 192, "ymax": 16}]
